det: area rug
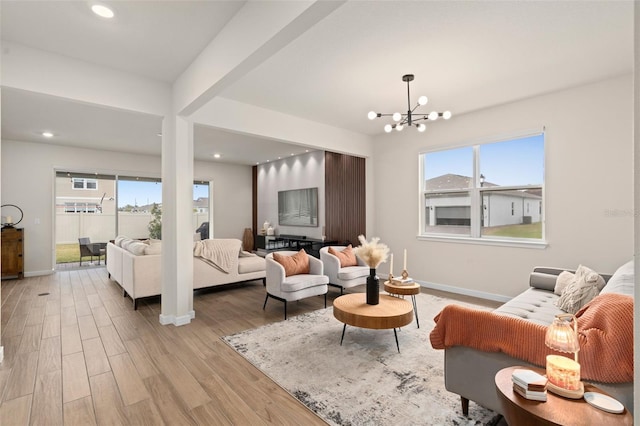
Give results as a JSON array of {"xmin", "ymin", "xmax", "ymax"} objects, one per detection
[{"xmin": 222, "ymin": 293, "xmax": 501, "ymax": 426}]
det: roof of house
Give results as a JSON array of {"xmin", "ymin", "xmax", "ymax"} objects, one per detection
[
  {"xmin": 425, "ymin": 174, "xmax": 498, "ymax": 190},
  {"xmin": 425, "ymin": 174, "xmax": 541, "ymax": 199}
]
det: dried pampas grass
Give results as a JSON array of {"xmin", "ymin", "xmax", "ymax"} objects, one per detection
[{"xmin": 353, "ymin": 234, "xmax": 389, "ymax": 269}]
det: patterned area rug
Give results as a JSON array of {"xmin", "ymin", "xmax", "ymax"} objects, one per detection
[{"xmin": 222, "ymin": 293, "xmax": 501, "ymax": 425}]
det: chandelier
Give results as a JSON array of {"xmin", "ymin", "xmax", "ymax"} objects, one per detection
[{"xmin": 368, "ymin": 74, "xmax": 452, "ymax": 133}]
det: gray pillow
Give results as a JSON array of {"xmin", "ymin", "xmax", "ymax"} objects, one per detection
[{"xmin": 600, "ymin": 260, "xmax": 634, "ymax": 297}]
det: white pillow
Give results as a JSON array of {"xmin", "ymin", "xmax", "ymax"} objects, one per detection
[
  {"xmin": 554, "ymin": 271, "xmax": 575, "ymax": 295},
  {"xmin": 555, "ymin": 265, "xmax": 604, "ymax": 314},
  {"xmin": 120, "ymin": 238, "xmax": 135, "ymax": 250},
  {"xmin": 600, "ymin": 260, "xmax": 634, "ymax": 296},
  {"xmin": 126, "ymin": 241, "xmax": 147, "ymax": 256},
  {"xmin": 114, "ymin": 235, "xmax": 127, "ymax": 247},
  {"xmin": 575, "ymin": 264, "xmax": 606, "ymax": 291}
]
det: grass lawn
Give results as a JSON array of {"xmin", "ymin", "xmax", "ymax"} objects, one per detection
[
  {"xmin": 482, "ymin": 222, "xmax": 542, "ymax": 239},
  {"xmin": 56, "ymin": 243, "xmax": 105, "ymax": 264}
]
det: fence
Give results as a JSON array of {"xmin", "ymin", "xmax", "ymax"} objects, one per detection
[{"xmin": 56, "ymin": 212, "xmax": 209, "ymax": 244}]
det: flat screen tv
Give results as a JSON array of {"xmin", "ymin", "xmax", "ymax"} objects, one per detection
[{"xmin": 278, "ymin": 187, "xmax": 318, "ymax": 227}]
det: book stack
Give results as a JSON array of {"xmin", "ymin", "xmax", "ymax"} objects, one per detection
[
  {"xmin": 511, "ymin": 369, "xmax": 548, "ymax": 402},
  {"xmin": 391, "ymin": 277, "xmax": 414, "ymax": 286}
]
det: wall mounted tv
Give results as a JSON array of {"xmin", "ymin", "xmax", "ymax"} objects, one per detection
[{"xmin": 278, "ymin": 187, "xmax": 318, "ymax": 227}]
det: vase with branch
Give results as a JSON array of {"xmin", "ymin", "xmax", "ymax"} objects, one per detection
[{"xmin": 353, "ymin": 235, "xmax": 389, "ymax": 305}]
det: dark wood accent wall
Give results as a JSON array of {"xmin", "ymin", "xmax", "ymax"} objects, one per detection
[
  {"xmin": 324, "ymin": 151, "xmax": 366, "ymax": 246},
  {"xmin": 251, "ymin": 165, "xmax": 258, "ymax": 250}
]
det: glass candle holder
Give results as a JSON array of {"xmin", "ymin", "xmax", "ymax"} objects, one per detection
[{"xmin": 546, "ymin": 354, "xmax": 581, "ymax": 390}]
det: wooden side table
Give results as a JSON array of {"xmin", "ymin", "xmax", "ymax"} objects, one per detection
[
  {"xmin": 384, "ymin": 281, "xmax": 420, "ymax": 328},
  {"xmin": 1, "ymin": 227, "xmax": 24, "ymax": 280},
  {"xmin": 495, "ymin": 366, "xmax": 633, "ymax": 425},
  {"xmin": 333, "ymin": 293, "xmax": 413, "ymax": 352}
]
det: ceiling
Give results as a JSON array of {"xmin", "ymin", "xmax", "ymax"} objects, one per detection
[{"xmin": 0, "ymin": 1, "xmax": 633, "ymax": 165}]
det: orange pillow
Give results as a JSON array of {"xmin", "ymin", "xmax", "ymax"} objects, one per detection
[
  {"xmin": 273, "ymin": 249, "xmax": 310, "ymax": 277},
  {"xmin": 329, "ymin": 245, "xmax": 357, "ymax": 267}
]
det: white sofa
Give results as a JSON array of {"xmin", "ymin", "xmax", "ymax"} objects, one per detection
[{"xmin": 107, "ymin": 237, "xmax": 266, "ymax": 309}]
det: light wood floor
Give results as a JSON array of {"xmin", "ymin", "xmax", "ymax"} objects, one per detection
[{"xmin": 0, "ymin": 268, "xmax": 501, "ymax": 425}]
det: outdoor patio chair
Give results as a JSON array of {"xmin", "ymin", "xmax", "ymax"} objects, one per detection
[{"xmin": 79, "ymin": 237, "xmax": 106, "ymax": 266}]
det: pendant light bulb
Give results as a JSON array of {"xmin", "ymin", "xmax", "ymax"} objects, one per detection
[
  {"xmin": 396, "ymin": 125, "xmax": 404, "ymax": 132},
  {"xmin": 367, "ymin": 111, "xmax": 377, "ymax": 120},
  {"xmin": 392, "ymin": 112, "xmax": 402, "ymax": 122},
  {"xmin": 443, "ymin": 111, "xmax": 452, "ymax": 120},
  {"xmin": 418, "ymin": 96, "xmax": 428, "ymax": 106},
  {"xmin": 417, "ymin": 123, "xmax": 426, "ymax": 132},
  {"xmin": 384, "ymin": 124, "xmax": 393, "ymax": 133},
  {"xmin": 428, "ymin": 111, "xmax": 439, "ymax": 121}
]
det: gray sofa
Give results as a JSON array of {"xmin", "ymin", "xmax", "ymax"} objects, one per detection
[{"xmin": 442, "ymin": 260, "xmax": 634, "ymax": 416}]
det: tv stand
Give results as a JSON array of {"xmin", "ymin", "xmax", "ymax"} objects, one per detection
[{"xmin": 255, "ymin": 234, "xmax": 337, "ymax": 258}]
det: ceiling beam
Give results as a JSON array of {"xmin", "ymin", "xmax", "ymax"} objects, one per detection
[
  {"xmin": 173, "ymin": 0, "xmax": 345, "ymax": 116},
  {"xmin": 1, "ymin": 41, "xmax": 170, "ymax": 117},
  {"xmin": 191, "ymin": 97, "xmax": 372, "ymax": 158}
]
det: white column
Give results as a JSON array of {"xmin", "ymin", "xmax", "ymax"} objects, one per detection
[{"xmin": 159, "ymin": 115, "xmax": 195, "ymax": 326}]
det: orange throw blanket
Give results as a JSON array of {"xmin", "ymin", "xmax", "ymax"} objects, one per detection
[{"xmin": 429, "ymin": 293, "xmax": 633, "ymax": 383}]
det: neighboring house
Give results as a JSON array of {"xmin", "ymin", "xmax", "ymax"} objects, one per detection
[
  {"xmin": 193, "ymin": 197, "xmax": 209, "ymax": 213},
  {"xmin": 424, "ymin": 174, "xmax": 542, "ymax": 227},
  {"xmin": 55, "ymin": 176, "xmax": 116, "ymax": 214}
]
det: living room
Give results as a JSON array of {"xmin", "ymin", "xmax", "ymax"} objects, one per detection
[{"xmin": 0, "ymin": 1, "xmax": 637, "ymax": 424}]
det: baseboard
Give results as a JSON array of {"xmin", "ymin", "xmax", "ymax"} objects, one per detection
[
  {"xmin": 158, "ymin": 313, "xmax": 193, "ymax": 326},
  {"xmin": 24, "ymin": 269, "xmax": 55, "ymax": 278},
  {"xmin": 415, "ymin": 279, "xmax": 511, "ymax": 303},
  {"xmin": 0, "ymin": 346, "xmax": 4, "ymax": 364}
]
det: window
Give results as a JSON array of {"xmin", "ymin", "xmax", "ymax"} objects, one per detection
[
  {"xmin": 193, "ymin": 181, "xmax": 211, "ymax": 238},
  {"xmin": 420, "ymin": 132, "xmax": 544, "ymax": 242},
  {"xmin": 72, "ymin": 178, "xmax": 98, "ymax": 190},
  {"xmin": 64, "ymin": 202, "xmax": 97, "ymax": 213}
]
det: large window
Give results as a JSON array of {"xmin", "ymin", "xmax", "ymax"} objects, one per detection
[{"xmin": 420, "ymin": 132, "xmax": 544, "ymax": 242}]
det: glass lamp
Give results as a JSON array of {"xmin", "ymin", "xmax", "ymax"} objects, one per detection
[{"xmin": 544, "ymin": 313, "xmax": 584, "ymax": 398}]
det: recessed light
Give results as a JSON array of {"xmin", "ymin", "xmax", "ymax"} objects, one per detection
[
  {"xmin": 213, "ymin": 153, "xmax": 221, "ymax": 159},
  {"xmin": 156, "ymin": 133, "xmax": 162, "ymax": 137},
  {"xmin": 91, "ymin": 4, "xmax": 114, "ymax": 19},
  {"xmin": 42, "ymin": 131, "xmax": 54, "ymax": 138},
  {"xmin": 305, "ymin": 150, "xmax": 309, "ymax": 152}
]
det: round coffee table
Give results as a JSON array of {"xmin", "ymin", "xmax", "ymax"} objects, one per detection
[
  {"xmin": 333, "ymin": 293, "xmax": 413, "ymax": 352},
  {"xmin": 384, "ymin": 281, "xmax": 420, "ymax": 328},
  {"xmin": 495, "ymin": 366, "xmax": 633, "ymax": 425}
]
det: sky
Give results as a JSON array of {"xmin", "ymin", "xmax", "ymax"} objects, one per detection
[
  {"xmin": 424, "ymin": 134, "xmax": 544, "ymax": 186},
  {"xmin": 117, "ymin": 181, "xmax": 209, "ymax": 208}
]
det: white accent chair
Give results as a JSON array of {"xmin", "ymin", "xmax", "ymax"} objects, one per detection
[
  {"xmin": 263, "ymin": 251, "xmax": 329, "ymax": 319},
  {"xmin": 319, "ymin": 246, "xmax": 370, "ymax": 295}
]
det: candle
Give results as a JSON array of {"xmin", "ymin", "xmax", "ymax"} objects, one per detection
[
  {"xmin": 389, "ymin": 254, "xmax": 393, "ymax": 275},
  {"xmin": 403, "ymin": 249, "xmax": 407, "ymax": 270},
  {"xmin": 5, "ymin": 216, "xmax": 12, "ymax": 224},
  {"xmin": 546, "ymin": 355, "xmax": 580, "ymax": 390}
]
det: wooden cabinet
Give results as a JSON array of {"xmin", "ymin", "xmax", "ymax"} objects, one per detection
[{"xmin": 1, "ymin": 227, "xmax": 24, "ymax": 279}]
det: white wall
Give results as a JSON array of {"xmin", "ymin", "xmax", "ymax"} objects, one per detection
[
  {"xmin": 257, "ymin": 150, "xmax": 325, "ymax": 239},
  {"xmin": 373, "ymin": 75, "xmax": 633, "ymax": 299},
  {"xmin": 1, "ymin": 140, "xmax": 252, "ymax": 276}
]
